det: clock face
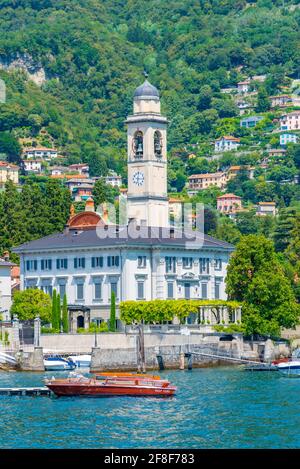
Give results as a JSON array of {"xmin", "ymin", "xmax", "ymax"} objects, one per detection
[{"xmin": 132, "ymin": 171, "xmax": 144, "ymax": 186}]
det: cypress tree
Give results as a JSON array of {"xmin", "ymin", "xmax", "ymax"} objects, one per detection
[
  {"xmin": 109, "ymin": 291, "xmax": 116, "ymax": 332},
  {"xmin": 62, "ymin": 293, "xmax": 69, "ymax": 333},
  {"xmin": 56, "ymin": 293, "xmax": 61, "ymax": 332},
  {"xmin": 51, "ymin": 289, "xmax": 57, "ymax": 329}
]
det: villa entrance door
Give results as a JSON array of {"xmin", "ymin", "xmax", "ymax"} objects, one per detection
[
  {"xmin": 77, "ymin": 315, "xmax": 84, "ymax": 329},
  {"xmin": 184, "ymin": 283, "xmax": 191, "ymax": 299}
]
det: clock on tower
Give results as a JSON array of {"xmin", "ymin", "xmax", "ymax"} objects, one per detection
[{"xmin": 126, "ymin": 75, "xmax": 169, "ymax": 228}]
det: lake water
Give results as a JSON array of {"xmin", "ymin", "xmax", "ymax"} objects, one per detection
[{"xmin": 0, "ymin": 367, "xmax": 299, "ymax": 449}]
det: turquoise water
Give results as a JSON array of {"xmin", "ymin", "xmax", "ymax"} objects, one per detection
[{"xmin": 0, "ymin": 367, "xmax": 300, "ymax": 449}]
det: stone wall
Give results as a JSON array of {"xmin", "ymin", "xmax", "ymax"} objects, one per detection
[{"xmin": 90, "ymin": 338, "xmax": 243, "ymax": 372}]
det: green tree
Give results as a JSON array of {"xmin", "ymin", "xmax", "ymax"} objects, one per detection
[
  {"xmin": 109, "ymin": 291, "xmax": 116, "ymax": 332},
  {"xmin": 255, "ymin": 87, "xmax": 270, "ymax": 112},
  {"xmin": 62, "ymin": 293, "xmax": 69, "ymax": 333},
  {"xmin": 51, "ymin": 289, "xmax": 57, "ymax": 330},
  {"xmin": 273, "ymin": 207, "xmax": 297, "ymax": 252},
  {"xmin": 11, "ymin": 289, "xmax": 51, "ymax": 322},
  {"xmin": 56, "ymin": 293, "xmax": 61, "ymax": 332},
  {"xmin": 226, "ymin": 235, "xmax": 300, "ymax": 335},
  {"xmin": 92, "ymin": 177, "xmax": 118, "ymax": 209}
]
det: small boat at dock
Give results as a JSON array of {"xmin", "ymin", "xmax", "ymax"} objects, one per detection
[
  {"xmin": 45, "ymin": 372, "xmax": 176, "ymax": 397},
  {"xmin": 67, "ymin": 355, "xmax": 91, "ymax": 368},
  {"xmin": 273, "ymin": 348, "xmax": 300, "ymax": 377},
  {"xmin": 44, "ymin": 356, "xmax": 76, "ymax": 371}
]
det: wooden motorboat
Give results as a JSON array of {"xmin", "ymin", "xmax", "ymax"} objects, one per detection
[{"xmin": 45, "ymin": 372, "xmax": 176, "ymax": 397}]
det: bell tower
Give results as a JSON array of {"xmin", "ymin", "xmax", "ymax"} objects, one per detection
[{"xmin": 126, "ymin": 74, "xmax": 169, "ymax": 227}]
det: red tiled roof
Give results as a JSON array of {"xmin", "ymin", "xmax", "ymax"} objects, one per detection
[{"xmin": 217, "ymin": 193, "xmax": 242, "ymax": 199}]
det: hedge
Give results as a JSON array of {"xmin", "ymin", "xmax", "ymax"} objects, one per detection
[{"xmin": 120, "ymin": 299, "xmax": 241, "ymax": 324}]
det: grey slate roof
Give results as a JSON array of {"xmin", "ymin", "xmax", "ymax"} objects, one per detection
[
  {"xmin": 0, "ymin": 260, "xmax": 15, "ymax": 267},
  {"xmin": 134, "ymin": 80, "xmax": 159, "ymax": 99},
  {"xmin": 13, "ymin": 225, "xmax": 234, "ymax": 253}
]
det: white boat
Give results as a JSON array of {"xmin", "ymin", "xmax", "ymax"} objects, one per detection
[
  {"xmin": 277, "ymin": 348, "xmax": 300, "ymax": 377},
  {"xmin": 67, "ymin": 354, "xmax": 91, "ymax": 368},
  {"xmin": 44, "ymin": 356, "xmax": 76, "ymax": 371}
]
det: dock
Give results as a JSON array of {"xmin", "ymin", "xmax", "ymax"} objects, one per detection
[{"xmin": 0, "ymin": 387, "xmax": 51, "ymax": 396}]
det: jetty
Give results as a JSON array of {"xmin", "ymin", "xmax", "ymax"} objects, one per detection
[{"xmin": 0, "ymin": 387, "xmax": 51, "ymax": 396}]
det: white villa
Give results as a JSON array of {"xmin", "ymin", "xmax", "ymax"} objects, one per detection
[
  {"xmin": 14, "ymin": 78, "xmax": 235, "ymax": 328},
  {"xmin": 214, "ymin": 136, "xmax": 240, "ymax": 153}
]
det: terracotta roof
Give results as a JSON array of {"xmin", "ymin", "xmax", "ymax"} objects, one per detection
[
  {"xmin": 169, "ymin": 198, "xmax": 182, "ymax": 203},
  {"xmin": 238, "ymin": 81, "xmax": 250, "ymax": 85},
  {"xmin": 0, "ymin": 162, "xmax": 19, "ymax": 169},
  {"xmin": 23, "ymin": 147, "xmax": 58, "ymax": 152},
  {"xmin": 217, "ymin": 194, "xmax": 242, "ymax": 199},
  {"xmin": 270, "ymin": 95, "xmax": 291, "ymax": 99},
  {"xmin": 216, "ymin": 136, "xmax": 240, "ymax": 142},
  {"xmin": 258, "ymin": 201, "xmax": 276, "ymax": 205},
  {"xmin": 188, "ymin": 172, "xmax": 225, "ymax": 179}
]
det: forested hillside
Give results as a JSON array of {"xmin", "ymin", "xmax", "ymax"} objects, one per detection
[{"xmin": 0, "ymin": 0, "xmax": 300, "ymax": 175}]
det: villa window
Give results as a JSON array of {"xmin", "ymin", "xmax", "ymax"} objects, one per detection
[
  {"xmin": 167, "ymin": 282, "xmax": 174, "ymax": 299},
  {"xmin": 110, "ymin": 282, "xmax": 118, "ymax": 298},
  {"xmin": 107, "ymin": 256, "xmax": 120, "ymax": 267},
  {"xmin": 76, "ymin": 283, "xmax": 84, "ymax": 301},
  {"xmin": 215, "ymin": 282, "xmax": 220, "ymax": 300},
  {"xmin": 183, "ymin": 257, "xmax": 193, "ymax": 269},
  {"xmin": 94, "ymin": 280, "xmax": 102, "ymax": 300},
  {"xmin": 199, "ymin": 258, "xmax": 210, "ymax": 274},
  {"xmin": 92, "ymin": 256, "xmax": 103, "ymax": 268},
  {"xmin": 41, "ymin": 284, "xmax": 53, "ymax": 296},
  {"xmin": 41, "ymin": 259, "xmax": 52, "ymax": 270},
  {"xmin": 56, "ymin": 258, "xmax": 68, "ymax": 270},
  {"xmin": 165, "ymin": 256, "xmax": 176, "ymax": 273},
  {"xmin": 137, "ymin": 256, "xmax": 146, "ymax": 268},
  {"xmin": 137, "ymin": 281, "xmax": 145, "ymax": 300},
  {"xmin": 214, "ymin": 259, "xmax": 222, "ymax": 271},
  {"xmin": 201, "ymin": 283, "xmax": 208, "ymax": 299},
  {"xmin": 26, "ymin": 260, "xmax": 38, "ymax": 271},
  {"xmin": 74, "ymin": 257, "xmax": 85, "ymax": 269}
]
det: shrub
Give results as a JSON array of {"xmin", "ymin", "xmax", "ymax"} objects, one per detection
[{"xmin": 41, "ymin": 327, "xmax": 58, "ymax": 334}]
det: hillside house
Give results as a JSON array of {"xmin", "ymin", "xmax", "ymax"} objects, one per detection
[
  {"xmin": 280, "ymin": 133, "xmax": 299, "ymax": 146},
  {"xmin": 214, "ymin": 136, "xmax": 240, "ymax": 153},
  {"xmin": 68, "ymin": 163, "xmax": 90, "ymax": 177},
  {"xmin": 188, "ymin": 172, "xmax": 227, "ymax": 191},
  {"xmin": 22, "ymin": 159, "xmax": 43, "ymax": 174},
  {"xmin": 217, "ymin": 194, "xmax": 242, "ymax": 214},
  {"xmin": 240, "ymin": 116, "xmax": 263, "ymax": 128},
  {"xmin": 104, "ymin": 173, "xmax": 122, "ymax": 188},
  {"xmin": 22, "ymin": 147, "xmax": 58, "ymax": 159},
  {"xmin": 267, "ymin": 149, "xmax": 287, "ymax": 158},
  {"xmin": 0, "ymin": 161, "xmax": 19, "ymax": 186},
  {"xmin": 237, "ymin": 81, "xmax": 250, "ymax": 93},
  {"xmin": 270, "ymin": 95, "xmax": 292, "ymax": 108},
  {"xmin": 227, "ymin": 165, "xmax": 255, "ymax": 180},
  {"xmin": 280, "ymin": 111, "xmax": 300, "ymax": 131},
  {"xmin": 256, "ymin": 202, "xmax": 277, "ymax": 217}
]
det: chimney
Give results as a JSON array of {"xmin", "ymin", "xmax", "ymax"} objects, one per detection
[
  {"xmin": 85, "ymin": 197, "xmax": 95, "ymax": 212},
  {"xmin": 3, "ymin": 251, "xmax": 9, "ymax": 262}
]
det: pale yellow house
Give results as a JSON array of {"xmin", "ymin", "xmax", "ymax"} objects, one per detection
[{"xmin": 0, "ymin": 161, "xmax": 19, "ymax": 186}]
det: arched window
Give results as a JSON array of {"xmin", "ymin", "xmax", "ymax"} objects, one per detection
[
  {"xmin": 154, "ymin": 130, "xmax": 162, "ymax": 157},
  {"xmin": 132, "ymin": 131, "xmax": 143, "ymax": 158}
]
